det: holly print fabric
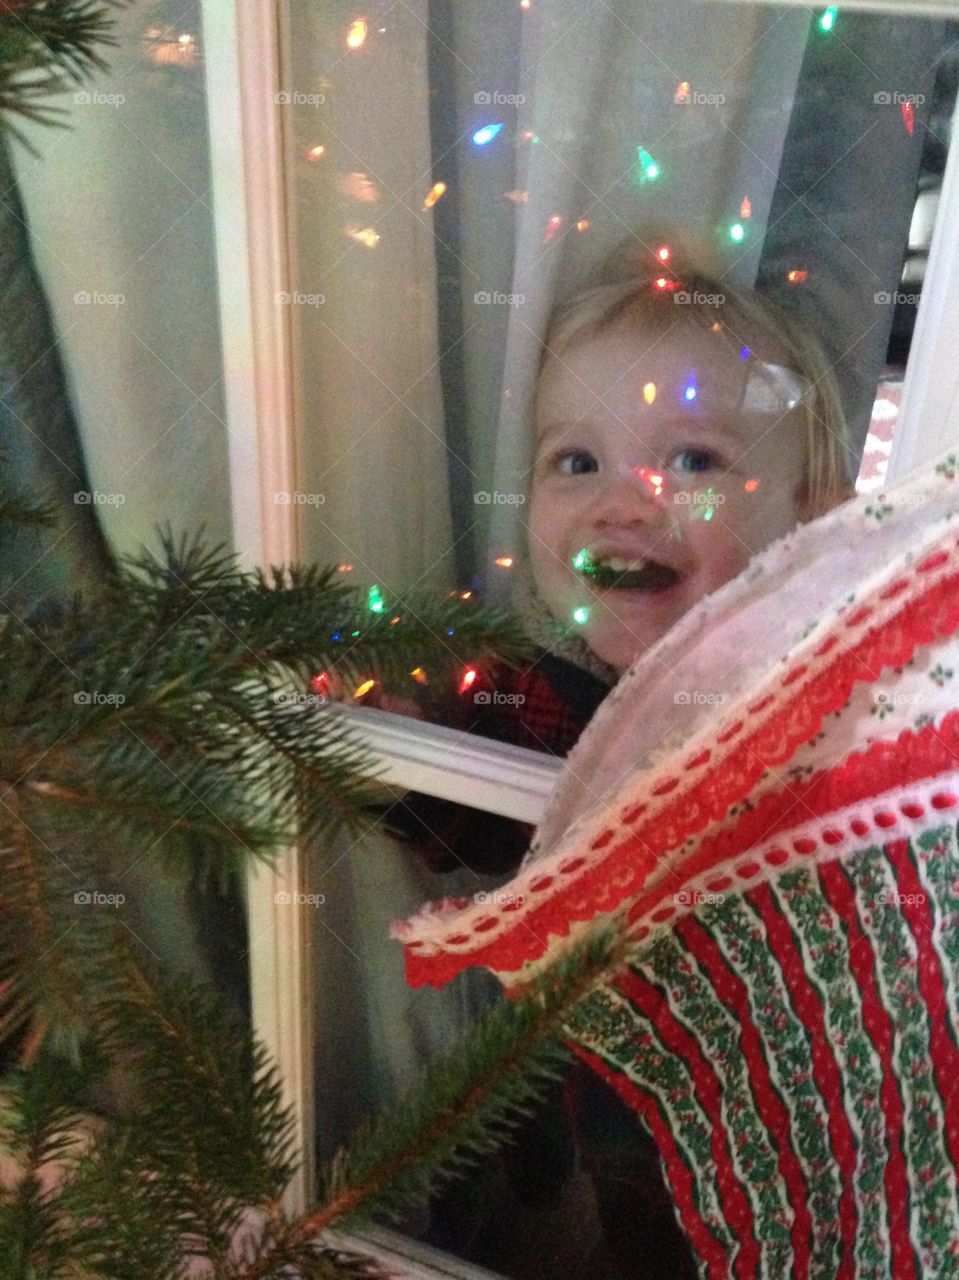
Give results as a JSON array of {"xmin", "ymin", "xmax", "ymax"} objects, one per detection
[
  {"xmin": 567, "ymin": 822, "xmax": 959, "ymax": 1278},
  {"xmin": 393, "ymin": 446, "xmax": 959, "ymax": 1277}
]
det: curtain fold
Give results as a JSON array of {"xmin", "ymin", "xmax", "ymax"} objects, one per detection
[
  {"xmin": 287, "ymin": 0, "xmax": 456, "ymax": 594},
  {"xmin": 756, "ymin": 11, "xmax": 949, "ymax": 474},
  {"xmin": 0, "ymin": 136, "xmax": 115, "ymax": 604}
]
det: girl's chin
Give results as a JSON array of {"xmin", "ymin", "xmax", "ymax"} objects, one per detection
[{"xmin": 586, "ymin": 591, "xmax": 690, "ymax": 672}]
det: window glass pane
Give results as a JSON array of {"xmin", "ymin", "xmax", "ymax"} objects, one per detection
[{"xmin": 283, "ymin": 3, "xmax": 959, "ymax": 1276}]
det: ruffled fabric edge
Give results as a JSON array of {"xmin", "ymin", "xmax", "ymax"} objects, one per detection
[{"xmin": 393, "ymin": 540, "xmax": 959, "ymax": 989}]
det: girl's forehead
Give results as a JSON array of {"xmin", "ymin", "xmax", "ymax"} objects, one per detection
[{"xmin": 537, "ymin": 318, "xmax": 805, "ymax": 426}]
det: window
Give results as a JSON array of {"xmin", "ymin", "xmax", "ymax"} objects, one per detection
[{"xmin": 209, "ymin": 0, "xmax": 959, "ymax": 1274}]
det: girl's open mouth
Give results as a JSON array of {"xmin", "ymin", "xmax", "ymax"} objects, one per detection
[{"xmin": 577, "ymin": 554, "xmax": 681, "ymax": 592}]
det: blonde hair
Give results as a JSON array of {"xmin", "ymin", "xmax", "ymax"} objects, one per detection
[{"xmin": 540, "ymin": 239, "xmax": 853, "ymax": 517}]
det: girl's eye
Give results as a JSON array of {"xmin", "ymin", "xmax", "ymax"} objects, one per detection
[
  {"xmin": 553, "ymin": 449, "xmax": 598, "ymax": 476},
  {"xmin": 671, "ymin": 447, "xmax": 721, "ymax": 475}
]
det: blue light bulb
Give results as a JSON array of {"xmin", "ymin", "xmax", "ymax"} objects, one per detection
[{"xmin": 472, "ymin": 123, "xmax": 504, "ymax": 147}]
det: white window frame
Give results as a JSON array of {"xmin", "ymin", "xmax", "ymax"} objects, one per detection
[{"xmin": 202, "ymin": 0, "xmax": 959, "ymax": 1259}]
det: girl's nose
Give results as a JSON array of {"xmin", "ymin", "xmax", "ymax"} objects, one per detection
[{"xmin": 592, "ymin": 461, "xmax": 671, "ymax": 526}]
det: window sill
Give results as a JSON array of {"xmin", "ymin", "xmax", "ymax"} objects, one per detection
[
  {"xmin": 339, "ymin": 704, "xmax": 563, "ymax": 825},
  {"xmin": 327, "ymin": 1225, "xmax": 507, "ymax": 1280}
]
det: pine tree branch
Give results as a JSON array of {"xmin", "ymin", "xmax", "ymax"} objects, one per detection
[
  {"xmin": 0, "ymin": 493, "xmax": 565, "ymax": 1277},
  {"xmin": 238, "ymin": 929, "xmax": 632, "ymax": 1276},
  {"xmin": 0, "ymin": 2, "xmax": 133, "ymax": 157},
  {"xmin": 1, "ymin": 912, "xmax": 641, "ymax": 1278},
  {"xmin": 1, "ymin": 513, "xmax": 537, "ymax": 1060}
]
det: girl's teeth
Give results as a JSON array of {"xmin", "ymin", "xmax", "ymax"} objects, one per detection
[{"xmin": 605, "ymin": 557, "xmax": 650, "ymax": 573}]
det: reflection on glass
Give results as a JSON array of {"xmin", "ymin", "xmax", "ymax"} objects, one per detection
[{"xmin": 285, "ymin": 4, "xmax": 958, "ymax": 1276}]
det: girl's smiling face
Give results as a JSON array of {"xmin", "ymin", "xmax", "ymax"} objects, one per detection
[{"xmin": 528, "ymin": 317, "xmax": 814, "ymax": 675}]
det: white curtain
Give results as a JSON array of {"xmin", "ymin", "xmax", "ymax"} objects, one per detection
[{"xmin": 9, "ymin": 0, "xmax": 231, "ymax": 562}]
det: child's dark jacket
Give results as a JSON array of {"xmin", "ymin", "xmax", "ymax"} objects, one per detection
[
  {"xmin": 381, "ymin": 651, "xmax": 604, "ymax": 873},
  {"xmin": 381, "ymin": 651, "xmax": 698, "ymax": 1279}
]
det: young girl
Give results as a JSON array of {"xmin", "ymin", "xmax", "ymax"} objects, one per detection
[
  {"xmin": 385, "ymin": 242, "xmax": 852, "ymax": 897},
  {"xmin": 378, "ymin": 243, "xmax": 855, "ymax": 1278}
]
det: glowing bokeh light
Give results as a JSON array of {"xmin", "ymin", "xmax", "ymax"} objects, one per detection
[
  {"xmin": 473, "ymin": 123, "xmax": 504, "ymax": 147},
  {"xmin": 423, "ymin": 181, "xmax": 446, "ymax": 209},
  {"xmin": 636, "ymin": 146, "xmax": 659, "ymax": 183},
  {"xmin": 636, "ymin": 467, "xmax": 665, "ymax": 497},
  {"xmin": 346, "ymin": 18, "xmax": 368, "ymax": 48},
  {"xmin": 690, "ymin": 487, "xmax": 720, "ymax": 522},
  {"xmin": 543, "ymin": 213, "xmax": 564, "ymax": 243},
  {"xmin": 347, "ymin": 226, "xmax": 380, "ymax": 248}
]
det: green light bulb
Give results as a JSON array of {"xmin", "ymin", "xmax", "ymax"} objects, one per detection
[
  {"xmin": 819, "ymin": 6, "xmax": 837, "ymax": 31},
  {"xmin": 572, "ymin": 548, "xmax": 591, "ymax": 572},
  {"xmin": 367, "ymin": 584, "xmax": 385, "ymax": 614},
  {"xmin": 730, "ymin": 223, "xmax": 745, "ymax": 243},
  {"xmin": 635, "ymin": 147, "xmax": 660, "ymax": 186},
  {"xmin": 573, "ymin": 606, "xmax": 589, "ymax": 625}
]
